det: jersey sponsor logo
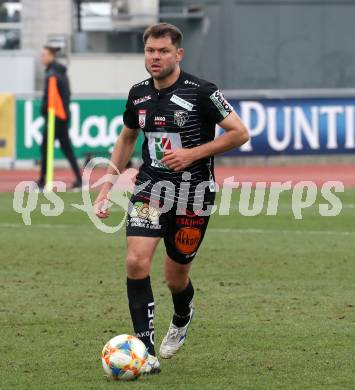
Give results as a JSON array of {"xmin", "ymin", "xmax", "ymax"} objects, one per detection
[
  {"xmin": 146, "ymin": 131, "xmax": 182, "ymax": 169},
  {"xmin": 155, "ymin": 137, "xmax": 171, "ymax": 161},
  {"xmin": 209, "ymin": 90, "xmax": 233, "ymax": 118},
  {"xmin": 175, "ymin": 227, "xmax": 202, "ymax": 254},
  {"xmin": 133, "ymin": 95, "xmax": 151, "ymax": 106},
  {"xmin": 184, "ymin": 79, "xmax": 200, "ymax": 87},
  {"xmin": 174, "ymin": 110, "xmax": 189, "ymax": 127},
  {"xmin": 154, "ymin": 116, "xmax": 166, "ymax": 126},
  {"xmin": 139, "ymin": 109, "xmax": 147, "ymax": 128},
  {"xmin": 170, "ymin": 94, "xmax": 194, "ymax": 111}
]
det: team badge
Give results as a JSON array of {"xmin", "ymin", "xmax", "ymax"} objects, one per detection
[
  {"xmin": 174, "ymin": 110, "xmax": 189, "ymax": 127},
  {"xmin": 138, "ymin": 109, "xmax": 147, "ymax": 129}
]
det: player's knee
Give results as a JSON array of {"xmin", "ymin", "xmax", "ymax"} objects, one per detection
[
  {"xmin": 165, "ymin": 274, "xmax": 189, "ymax": 294},
  {"xmin": 126, "ymin": 254, "xmax": 150, "ymax": 278}
]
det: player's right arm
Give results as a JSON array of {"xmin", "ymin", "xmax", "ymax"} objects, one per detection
[
  {"xmin": 94, "ymin": 126, "xmax": 139, "ymax": 218},
  {"xmin": 108, "ymin": 125, "xmax": 140, "ymax": 176},
  {"xmin": 94, "ymin": 86, "xmax": 141, "ymax": 218}
]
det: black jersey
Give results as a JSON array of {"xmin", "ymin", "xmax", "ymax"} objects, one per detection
[{"xmin": 123, "ymin": 70, "xmax": 233, "ymax": 206}]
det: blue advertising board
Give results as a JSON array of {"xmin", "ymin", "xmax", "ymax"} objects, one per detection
[{"xmin": 221, "ymin": 97, "xmax": 355, "ymax": 156}]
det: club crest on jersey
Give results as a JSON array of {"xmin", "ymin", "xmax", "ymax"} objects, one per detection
[
  {"xmin": 174, "ymin": 110, "xmax": 189, "ymax": 127},
  {"xmin": 139, "ymin": 109, "xmax": 147, "ymax": 128}
]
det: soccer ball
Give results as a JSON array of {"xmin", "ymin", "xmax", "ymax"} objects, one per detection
[{"xmin": 101, "ymin": 334, "xmax": 148, "ymax": 381}]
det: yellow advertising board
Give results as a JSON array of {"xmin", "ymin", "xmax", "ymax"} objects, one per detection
[{"xmin": 0, "ymin": 94, "xmax": 15, "ymax": 158}]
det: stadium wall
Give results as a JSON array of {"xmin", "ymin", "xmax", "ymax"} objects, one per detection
[
  {"xmin": 68, "ymin": 54, "xmax": 149, "ymax": 94},
  {"xmin": 0, "ymin": 51, "xmax": 35, "ymax": 94},
  {"xmin": 161, "ymin": 0, "xmax": 355, "ymax": 90}
]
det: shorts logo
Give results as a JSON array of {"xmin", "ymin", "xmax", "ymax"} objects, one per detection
[
  {"xmin": 139, "ymin": 109, "xmax": 147, "ymax": 129},
  {"xmin": 146, "ymin": 132, "xmax": 182, "ymax": 169},
  {"xmin": 130, "ymin": 201, "xmax": 160, "ymax": 225},
  {"xmin": 209, "ymin": 90, "xmax": 233, "ymax": 118},
  {"xmin": 133, "ymin": 95, "xmax": 151, "ymax": 105},
  {"xmin": 174, "ymin": 110, "xmax": 189, "ymax": 127},
  {"xmin": 176, "ymin": 217, "xmax": 205, "ymax": 226},
  {"xmin": 175, "ymin": 227, "xmax": 202, "ymax": 255}
]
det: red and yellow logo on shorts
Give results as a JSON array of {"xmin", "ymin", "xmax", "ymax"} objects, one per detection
[{"xmin": 175, "ymin": 227, "xmax": 202, "ymax": 255}]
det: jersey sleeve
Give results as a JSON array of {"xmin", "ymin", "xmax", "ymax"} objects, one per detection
[
  {"xmin": 198, "ymin": 82, "xmax": 234, "ymax": 124},
  {"xmin": 123, "ymin": 89, "xmax": 139, "ymax": 129}
]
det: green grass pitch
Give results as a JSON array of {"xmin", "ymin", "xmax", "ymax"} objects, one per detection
[{"xmin": 0, "ymin": 189, "xmax": 355, "ymax": 389}]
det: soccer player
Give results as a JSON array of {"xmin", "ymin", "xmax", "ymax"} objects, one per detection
[
  {"xmin": 37, "ymin": 45, "xmax": 82, "ymax": 190},
  {"xmin": 94, "ymin": 23, "xmax": 249, "ymax": 374}
]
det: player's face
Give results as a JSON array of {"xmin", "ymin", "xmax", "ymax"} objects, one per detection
[
  {"xmin": 40, "ymin": 48, "xmax": 54, "ymax": 67},
  {"xmin": 144, "ymin": 36, "xmax": 183, "ymax": 80}
]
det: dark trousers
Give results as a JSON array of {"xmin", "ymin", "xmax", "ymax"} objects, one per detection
[{"xmin": 40, "ymin": 118, "xmax": 81, "ymax": 183}]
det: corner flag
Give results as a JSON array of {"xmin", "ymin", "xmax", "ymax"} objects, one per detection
[{"xmin": 46, "ymin": 76, "xmax": 66, "ymax": 190}]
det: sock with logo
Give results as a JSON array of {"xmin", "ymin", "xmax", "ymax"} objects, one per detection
[
  {"xmin": 127, "ymin": 276, "xmax": 155, "ymax": 356},
  {"xmin": 171, "ymin": 279, "xmax": 194, "ymax": 327}
]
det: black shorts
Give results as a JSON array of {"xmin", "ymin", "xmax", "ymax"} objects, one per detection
[{"xmin": 126, "ymin": 193, "xmax": 215, "ymax": 264}]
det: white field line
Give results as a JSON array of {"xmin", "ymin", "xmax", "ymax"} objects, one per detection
[
  {"xmin": 0, "ymin": 223, "xmax": 354, "ymax": 236},
  {"xmin": 208, "ymin": 228, "xmax": 354, "ymax": 236}
]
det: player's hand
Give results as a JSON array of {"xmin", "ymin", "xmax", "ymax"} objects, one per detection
[
  {"xmin": 94, "ymin": 190, "xmax": 111, "ymax": 219},
  {"xmin": 162, "ymin": 148, "xmax": 195, "ymax": 171}
]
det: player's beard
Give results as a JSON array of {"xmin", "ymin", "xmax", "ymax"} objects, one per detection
[{"xmin": 145, "ymin": 62, "xmax": 176, "ymax": 81}]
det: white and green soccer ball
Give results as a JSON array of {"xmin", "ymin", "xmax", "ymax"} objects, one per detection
[{"xmin": 101, "ymin": 334, "xmax": 148, "ymax": 381}]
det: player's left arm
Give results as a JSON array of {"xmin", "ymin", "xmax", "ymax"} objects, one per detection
[{"xmin": 162, "ymin": 111, "xmax": 249, "ymax": 171}]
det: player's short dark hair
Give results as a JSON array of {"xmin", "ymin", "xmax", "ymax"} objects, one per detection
[{"xmin": 143, "ymin": 23, "xmax": 183, "ymax": 48}]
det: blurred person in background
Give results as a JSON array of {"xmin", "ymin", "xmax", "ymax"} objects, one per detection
[
  {"xmin": 12, "ymin": 10, "xmax": 20, "ymax": 22},
  {"xmin": 37, "ymin": 45, "xmax": 82, "ymax": 190},
  {"xmin": 0, "ymin": 3, "xmax": 8, "ymax": 22}
]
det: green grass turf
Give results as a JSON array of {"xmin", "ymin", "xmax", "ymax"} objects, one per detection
[{"xmin": 0, "ymin": 188, "xmax": 355, "ymax": 389}]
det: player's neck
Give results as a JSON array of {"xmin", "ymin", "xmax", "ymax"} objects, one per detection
[{"xmin": 153, "ymin": 67, "xmax": 181, "ymax": 90}]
